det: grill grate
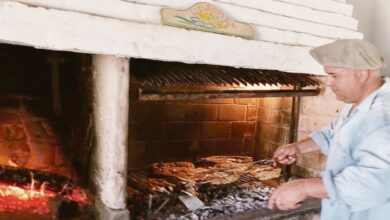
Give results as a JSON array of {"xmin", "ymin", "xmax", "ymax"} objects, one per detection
[{"xmin": 131, "ymin": 59, "xmax": 319, "ymax": 87}]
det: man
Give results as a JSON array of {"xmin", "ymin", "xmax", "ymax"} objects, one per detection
[{"xmin": 268, "ymin": 39, "xmax": 390, "ymax": 220}]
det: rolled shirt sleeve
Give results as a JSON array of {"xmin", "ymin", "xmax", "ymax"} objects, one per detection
[
  {"xmin": 310, "ymin": 118, "xmax": 339, "ymax": 156},
  {"xmin": 322, "ymin": 125, "xmax": 390, "ymax": 212}
]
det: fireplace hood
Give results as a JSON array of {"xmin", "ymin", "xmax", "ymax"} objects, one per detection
[{"xmin": 0, "ymin": 0, "xmax": 362, "ymax": 75}]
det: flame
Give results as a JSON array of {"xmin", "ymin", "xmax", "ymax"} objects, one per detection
[
  {"xmin": 0, "ymin": 174, "xmax": 90, "ymax": 215},
  {"xmin": 7, "ymin": 159, "xmax": 18, "ymax": 167},
  {"xmin": 40, "ymin": 182, "xmax": 48, "ymax": 196}
]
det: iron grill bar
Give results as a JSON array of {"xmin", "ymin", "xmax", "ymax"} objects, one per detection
[
  {"xmin": 139, "ymin": 88, "xmax": 321, "ymax": 101},
  {"xmin": 131, "ymin": 59, "xmax": 320, "ymax": 88}
]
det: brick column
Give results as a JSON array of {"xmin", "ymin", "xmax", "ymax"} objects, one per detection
[{"xmin": 91, "ymin": 55, "xmax": 129, "ymax": 219}]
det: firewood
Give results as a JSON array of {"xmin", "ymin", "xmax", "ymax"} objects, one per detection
[{"xmin": 0, "ymin": 165, "xmax": 76, "ymax": 195}]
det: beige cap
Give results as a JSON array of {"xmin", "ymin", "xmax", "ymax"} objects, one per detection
[{"xmin": 310, "ymin": 39, "xmax": 385, "ymax": 70}]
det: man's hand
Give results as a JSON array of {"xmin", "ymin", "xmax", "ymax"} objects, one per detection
[
  {"xmin": 272, "ymin": 143, "xmax": 299, "ymax": 166},
  {"xmin": 268, "ymin": 179, "xmax": 308, "ymax": 210},
  {"xmin": 272, "ymin": 138, "xmax": 321, "ymax": 166},
  {"xmin": 268, "ymin": 178, "xmax": 329, "ymax": 210}
]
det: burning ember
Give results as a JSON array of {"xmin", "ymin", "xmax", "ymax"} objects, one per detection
[{"xmin": 0, "ymin": 166, "xmax": 91, "ymax": 216}]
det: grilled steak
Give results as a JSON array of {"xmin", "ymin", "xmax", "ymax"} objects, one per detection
[
  {"xmin": 150, "ymin": 161, "xmax": 196, "ymax": 182},
  {"xmin": 245, "ymin": 165, "xmax": 281, "ymax": 181}
]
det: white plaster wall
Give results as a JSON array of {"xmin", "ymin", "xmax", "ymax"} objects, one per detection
[
  {"xmin": 346, "ymin": 0, "xmax": 374, "ymax": 40},
  {"xmin": 371, "ymin": 0, "xmax": 390, "ymax": 76},
  {"xmin": 347, "ymin": 0, "xmax": 390, "ymax": 76},
  {"xmin": 0, "ymin": 0, "xmax": 364, "ymax": 74}
]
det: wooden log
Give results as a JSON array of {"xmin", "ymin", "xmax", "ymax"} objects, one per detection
[{"xmin": 0, "ymin": 165, "xmax": 76, "ymax": 195}]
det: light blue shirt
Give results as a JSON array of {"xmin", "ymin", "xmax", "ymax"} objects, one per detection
[{"xmin": 310, "ymin": 78, "xmax": 390, "ymax": 220}]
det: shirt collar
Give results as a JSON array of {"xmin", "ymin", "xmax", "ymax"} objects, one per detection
[{"xmin": 354, "ymin": 77, "xmax": 390, "ymax": 113}]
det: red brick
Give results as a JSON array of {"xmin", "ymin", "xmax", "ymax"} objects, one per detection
[
  {"xmin": 281, "ymin": 97, "xmax": 293, "ymax": 111},
  {"xmin": 131, "ymin": 123, "xmax": 166, "ymax": 141},
  {"xmin": 255, "ymin": 140, "xmax": 279, "ymax": 158},
  {"xmin": 0, "ymin": 140, "xmax": 30, "ymax": 166},
  {"xmin": 276, "ymin": 127, "xmax": 290, "ymax": 145},
  {"xmin": 128, "ymin": 141, "xmax": 148, "ymax": 169},
  {"xmin": 275, "ymin": 127, "xmax": 290, "ymax": 145},
  {"xmin": 24, "ymin": 120, "xmax": 50, "ymax": 140},
  {"xmin": 218, "ymin": 105, "xmax": 246, "ymax": 121},
  {"xmin": 133, "ymin": 141, "xmax": 161, "ymax": 162},
  {"xmin": 281, "ymin": 114, "xmax": 291, "ymax": 126},
  {"xmin": 130, "ymin": 102, "xmax": 149, "ymax": 122},
  {"xmin": 234, "ymin": 98, "xmax": 257, "ymax": 105},
  {"xmin": 40, "ymin": 122, "xmax": 55, "ymax": 138},
  {"xmin": 147, "ymin": 141, "xmax": 191, "ymax": 159},
  {"xmin": 54, "ymin": 145, "xmax": 68, "ymax": 166},
  {"xmin": 146, "ymin": 103, "xmax": 165, "ymax": 121},
  {"xmin": 261, "ymin": 97, "xmax": 283, "ymax": 110},
  {"xmin": 258, "ymin": 108, "xmax": 282, "ymax": 124},
  {"xmin": 257, "ymin": 98, "xmax": 265, "ymax": 107},
  {"xmin": 186, "ymin": 104, "xmax": 218, "ymax": 121},
  {"xmin": 196, "ymin": 140, "xmax": 216, "ymax": 156},
  {"xmin": 163, "ymin": 103, "xmax": 186, "ymax": 121},
  {"xmin": 188, "ymin": 141, "xmax": 198, "ymax": 153},
  {"xmin": 132, "ymin": 102, "xmax": 186, "ymax": 122},
  {"xmin": 186, "ymin": 98, "xmax": 204, "ymax": 104},
  {"xmin": 214, "ymin": 139, "xmax": 243, "ymax": 154},
  {"xmin": 201, "ymin": 122, "xmax": 230, "ymax": 139},
  {"xmin": 231, "ymin": 122, "xmax": 256, "ymax": 138},
  {"xmin": 0, "ymin": 111, "xmax": 21, "ymax": 123},
  {"xmin": 247, "ymin": 106, "xmax": 257, "ymax": 121},
  {"xmin": 25, "ymin": 140, "xmax": 55, "ymax": 169},
  {"xmin": 203, "ymin": 99, "xmax": 234, "ymax": 104},
  {"xmin": 0, "ymin": 124, "xmax": 25, "ymax": 141},
  {"xmin": 243, "ymin": 138, "xmax": 256, "ymax": 155},
  {"xmin": 166, "ymin": 122, "xmax": 201, "ymax": 140},
  {"xmin": 259, "ymin": 124, "xmax": 289, "ymax": 144},
  {"xmin": 257, "ymin": 107, "xmax": 266, "ymax": 118}
]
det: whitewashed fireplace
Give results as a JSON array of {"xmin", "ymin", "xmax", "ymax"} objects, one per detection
[{"xmin": 0, "ymin": 0, "xmax": 362, "ymax": 219}]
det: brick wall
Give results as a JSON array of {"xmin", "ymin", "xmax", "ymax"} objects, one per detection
[
  {"xmin": 0, "ymin": 45, "xmax": 92, "ymax": 184},
  {"xmin": 255, "ymin": 97, "xmax": 293, "ymax": 159},
  {"xmin": 0, "ymin": 45, "xmax": 75, "ymax": 178},
  {"xmin": 0, "ymin": 101, "xmax": 72, "ymax": 178},
  {"xmin": 128, "ymin": 85, "xmax": 259, "ymax": 169},
  {"xmin": 128, "ymin": 83, "xmax": 301, "ymax": 169},
  {"xmin": 292, "ymin": 77, "xmax": 344, "ymax": 177},
  {"xmin": 127, "ymin": 77, "xmax": 342, "ymax": 178}
]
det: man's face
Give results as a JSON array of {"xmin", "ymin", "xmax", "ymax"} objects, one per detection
[{"xmin": 324, "ymin": 66, "xmax": 362, "ymax": 103}]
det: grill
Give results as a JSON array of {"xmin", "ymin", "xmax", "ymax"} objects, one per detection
[
  {"xmin": 131, "ymin": 59, "xmax": 319, "ymax": 88},
  {"xmin": 127, "ymin": 158, "xmax": 283, "ymax": 219}
]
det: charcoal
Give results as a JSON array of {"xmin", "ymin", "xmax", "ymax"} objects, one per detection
[{"xmin": 128, "ymin": 180, "xmax": 275, "ymax": 219}]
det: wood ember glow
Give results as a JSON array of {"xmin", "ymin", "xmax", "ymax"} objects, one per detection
[{"xmin": 0, "ymin": 166, "xmax": 92, "ymax": 215}]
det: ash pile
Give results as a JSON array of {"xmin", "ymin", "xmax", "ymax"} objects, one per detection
[{"xmin": 127, "ymin": 156, "xmax": 281, "ymax": 220}]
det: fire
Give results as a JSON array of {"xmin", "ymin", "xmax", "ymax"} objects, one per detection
[
  {"xmin": 0, "ymin": 172, "xmax": 90, "ymax": 215},
  {"xmin": 7, "ymin": 159, "xmax": 18, "ymax": 167}
]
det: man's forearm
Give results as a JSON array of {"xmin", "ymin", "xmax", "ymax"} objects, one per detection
[
  {"xmin": 303, "ymin": 178, "xmax": 329, "ymax": 199},
  {"xmin": 296, "ymin": 137, "xmax": 321, "ymax": 154}
]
